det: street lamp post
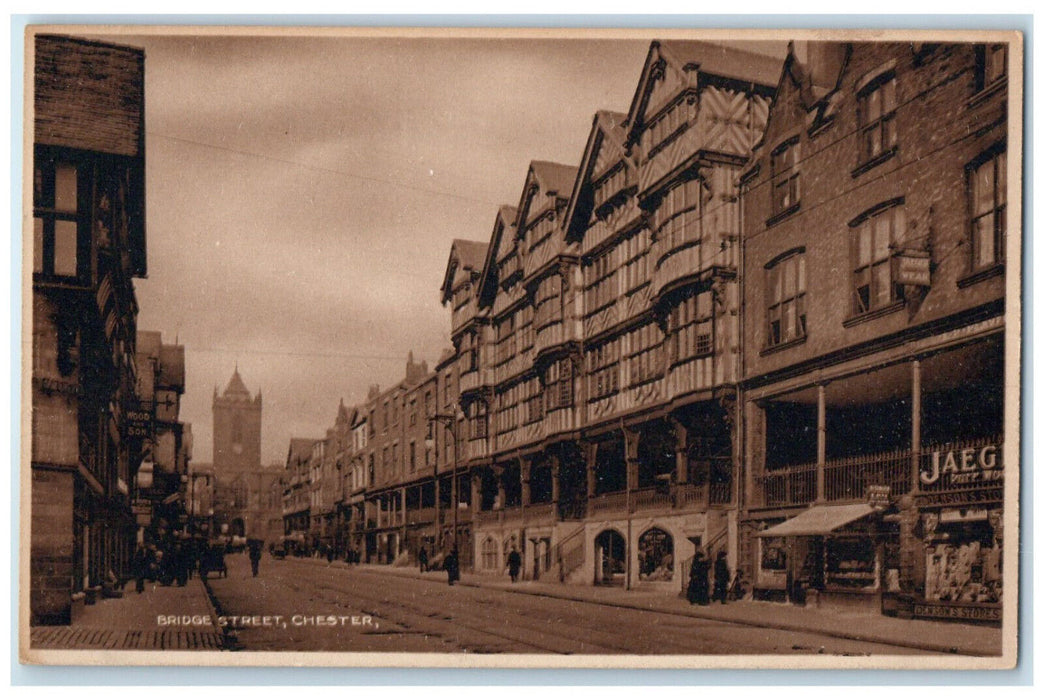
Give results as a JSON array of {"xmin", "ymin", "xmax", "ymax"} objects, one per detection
[{"xmin": 427, "ymin": 406, "xmax": 463, "ymax": 553}]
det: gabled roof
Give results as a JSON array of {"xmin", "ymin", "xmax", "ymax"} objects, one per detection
[
  {"xmin": 659, "ymin": 41, "xmax": 783, "ymax": 88},
  {"xmin": 564, "ymin": 110, "xmax": 630, "ymax": 240},
  {"xmin": 287, "ymin": 438, "xmax": 320, "ymax": 465},
  {"xmin": 476, "ymin": 205, "xmax": 518, "ymax": 309},
  {"xmin": 514, "ymin": 160, "xmax": 579, "ymax": 235},
  {"xmin": 439, "ymin": 238, "xmax": 488, "ymax": 304},
  {"xmin": 748, "ymin": 41, "xmax": 848, "ymax": 157},
  {"xmin": 530, "ymin": 161, "xmax": 579, "ymax": 198},
  {"xmin": 335, "ymin": 398, "xmax": 350, "ymax": 426},
  {"xmin": 626, "ymin": 40, "xmax": 783, "ymax": 139}
]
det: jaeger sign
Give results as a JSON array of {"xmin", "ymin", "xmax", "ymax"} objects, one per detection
[{"xmin": 919, "ymin": 444, "xmax": 1002, "ymax": 489}]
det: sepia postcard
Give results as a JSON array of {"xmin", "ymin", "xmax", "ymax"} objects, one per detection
[{"xmin": 18, "ymin": 24, "xmax": 1022, "ymax": 670}]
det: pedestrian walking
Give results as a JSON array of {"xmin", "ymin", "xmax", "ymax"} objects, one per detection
[
  {"xmin": 418, "ymin": 546, "xmax": 429, "ymax": 573},
  {"xmin": 686, "ymin": 549, "xmax": 710, "ymax": 605},
  {"xmin": 444, "ymin": 547, "xmax": 460, "ymax": 586},
  {"xmin": 174, "ymin": 540, "xmax": 189, "ymax": 587},
  {"xmin": 248, "ymin": 538, "xmax": 263, "ymax": 577},
  {"xmin": 507, "ymin": 547, "xmax": 522, "ymax": 583},
  {"xmin": 131, "ymin": 543, "xmax": 148, "ymax": 594},
  {"xmin": 713, "ymin": 550, "xmax": 730, "ymax": 604}
]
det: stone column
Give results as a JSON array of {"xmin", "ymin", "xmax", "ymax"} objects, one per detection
[
  {"xmin": 583, "ymin": 442, "xmax": 598, "ymax": 498},
  {"xmin": 672, "ymin": 419, "xmax": 689, "ymax": 485},
  {"xmin": 623, "ymin": 426, "xmax": 640, "ymax": 494},
  {"xmin": 471, "ymin": 470, "xmax": 482, "ymax": 513},
  {"xmin": 550, "ymin": 453, "xmax": 561, "ymax": 506},
  {"xmin": 911, "ymin": 359, "xmax": 922, "ymax": 493},
  {"xmin": 495, "ymin": 465, "xmax": 506, "ymax": 510},
  {"xmin": 816, "ymin": 384, "xmax": 826, "ymax": 503},
  {"xmin": 520, "ymin": 456, "xmax": 532, "ymax": 507}
]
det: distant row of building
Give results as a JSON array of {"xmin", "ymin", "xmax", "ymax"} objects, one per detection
[
  {"xmin": 285, "ymin": 39, "xmax": 1012, "ymax": 623},
  {"xmin": 30, "ymin": 35, "xmax": 193, "ymax": 624}
]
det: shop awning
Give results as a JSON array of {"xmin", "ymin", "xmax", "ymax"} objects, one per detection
[{"xmin": 756, "ymin": 503, "xmax": 880, "ymax": 537}]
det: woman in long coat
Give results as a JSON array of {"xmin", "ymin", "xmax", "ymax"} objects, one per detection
[
  {"xmin": 713, "ymin": 551, "xmax": 730, "ymax": 604},
  {"xmin": 444, "ymin": 548, "xmax": 460, "ymax": 586},
  {"xmin": 687, "ymin": 550, "xmax": 710, "ymax": 605}
]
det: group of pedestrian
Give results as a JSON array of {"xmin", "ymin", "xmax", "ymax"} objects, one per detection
[
  {"xmin": 130, "ymin": 536, "xmax": 199, "ymax": 593},
  {"xmin": 687, "ymin": 549, "xmax": 732, "ymax": 606}
]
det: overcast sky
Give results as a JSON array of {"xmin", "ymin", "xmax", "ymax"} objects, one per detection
[{"xmin": 82, "ymin": 30, "xmax": 783, "ymax": 466}]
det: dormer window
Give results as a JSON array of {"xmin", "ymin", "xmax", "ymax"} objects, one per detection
[{"xmin": 857, "ymin": 74, "xmax": 897, "ymax": 168}]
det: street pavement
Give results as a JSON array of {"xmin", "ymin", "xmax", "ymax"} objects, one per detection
[
  {"xmin": 203, "ymin": 552, "xmax": 968, "ymax": 655},
  {"xmin": 29, "ymin": 574, "xmax": 225, "ymax": 651},
  {"xmin": 27, "ymin": 551, "xmax": 1003, "ymax": 657},
  {"xmin": 347, "ymin": 557, "xmax": 1004, "ymax": 657}
]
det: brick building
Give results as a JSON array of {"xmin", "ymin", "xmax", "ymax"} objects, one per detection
[
  {"xmin": 738, "ymin": 41, "xmax": 1010, "ymax": 621},
  {"xmin": 29, "ymin": 34, "xmax": 149, "ymax": 624}
]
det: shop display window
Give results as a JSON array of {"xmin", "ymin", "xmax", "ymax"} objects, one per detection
[
  {"xmin": 923, "ymin": 511, "xmax": 1002, "ymax": 605},
  {"xmin": 637, "ymin": 528, "xmax": 674, "ymax": 582},
  {"xmin": 760, "ymin": 536, "xmax": 787, "ymax": 571},
  {"xmin": 824, "ymin": 536, "xmax": 878, "ymax": 590}
]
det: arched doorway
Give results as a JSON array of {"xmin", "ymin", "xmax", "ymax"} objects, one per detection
[
  {"xmin": 594, "ymin": 529, "xmax": 626, "ymax": 586},
  {"xmin": 638, "ymin": 527, "xmax": 674, "ymax": 581}
]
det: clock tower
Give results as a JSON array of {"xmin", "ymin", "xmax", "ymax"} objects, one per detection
[{"xmin": 213, "ymin": 366, "xmax": 262, "ymax": 476}]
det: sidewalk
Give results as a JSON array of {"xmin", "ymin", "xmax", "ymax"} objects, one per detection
[
  {"xmin": 300, "ymin": 557, "xmax": 1003, "ymax": 657},
  {"xmin": 29, "ymin": 576, "xmax": 226, "ymax": 651}
]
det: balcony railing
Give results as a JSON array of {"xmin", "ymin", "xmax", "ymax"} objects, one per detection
[
  {"xmin": 588, "ymin": 491, "xmax": 630, "ymax": 516},
  {"xmin": 524, "ymin": 501, "xmax": 556, "ymax": 524},
  {"xmin": 406, "ymin": 506, "xmax": 436, "ymax": 525},
  {"xmin": 753, "ymin": 439, "xmax": 1002, "ymax": 509},
  {"xmin": 632, "ymin": 486, "xmax": 672, "ymax": 513}
]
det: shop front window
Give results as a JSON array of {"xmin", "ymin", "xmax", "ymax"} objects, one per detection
[
  {"xmin": 638, "ymin": 528, "xmax": 674, "ymax": 582},
  {"xmin": 824, "ymin": 536, "xmax": 877, "ymax": 590},
  {"xmin": 923, "ymin": 510, "xmax": 1003, "ymax": 605}
]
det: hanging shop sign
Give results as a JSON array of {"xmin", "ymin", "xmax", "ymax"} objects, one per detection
[
  {"xmin": 125, "ymin": 403, "xmax": 154, "ymax": 440},
  {"xmin": 892, "ymin": 250, "xmax": 932, "ymax": 287},
  {"xmin": 919, "ymin": 443, "xmax": 1002, "ymax": 489}
]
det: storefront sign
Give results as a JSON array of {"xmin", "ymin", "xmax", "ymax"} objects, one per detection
[
  {"xmin": 939, "ymin": 507, "xmax": 988, "ymax": 523},
  {"xmin": 866, "ymin": 485, "xmax": 891, "ymax": 508},
  {"xmin": 893, "ymin": 251, "xmax": 932, "ymax": 287},
  {"xmin": 913, "ymin": 602, "xmax": 1001, "ymax": 622},
  {"xmin": 916, "ymin": 487, "xmax": 1004, "ymax": 508},
  {"xmin": 132, "ymin": 499, "xmax": 152, "ymax": 525},
  {"xmin": 919, "ymin": 444, "xmax": 1001, "ymax": 488},
  {"xmin": 126, "ymin": 404, "xmax": 154, "ymax": 440}
]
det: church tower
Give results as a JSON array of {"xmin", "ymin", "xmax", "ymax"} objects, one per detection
[{"xmin": 212, "ymin": 366, "xmax": 263, "ymax": 475}]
